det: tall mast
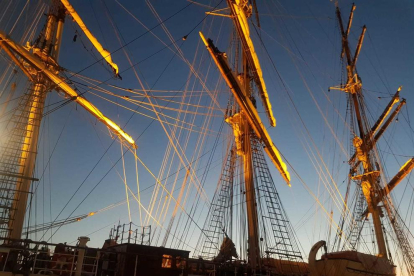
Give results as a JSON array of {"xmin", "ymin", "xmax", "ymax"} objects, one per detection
[
  {"xmin": 231, "ymin": 5, "xmax": 271, "ymax": 264},
  {"xmin": 0, "ymin": 0, "xmax": 136, "ymax": 241},
  {"xmin": 7, "ymin": 1, "xmax": 66, "ymax": 240},
  {"xmin": 319, "ymin": 6, "xmax": 414, "ymax": 274},
  {"xmin": 334, "ymin": 4, "xmax": 385, "ymax": 257},
  {"xmin": 199, "ymin": 0, "xmax": 293, "ymax": 269},
  {"xmin": 240, "ymin": 56, "xmax": 261, "ymax": 267}
]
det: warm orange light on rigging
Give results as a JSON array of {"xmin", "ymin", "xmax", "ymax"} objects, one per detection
[
  {"xmin": 229, "ymin": 0, "xmax": 276, "ymax": 127},
  {"xmin": 60, "ymin": 0, "xmax": 119, "ymax": 75},
  {"xmin": 0, "ymin": 31, "xmax": 136, "ymax": 149}
]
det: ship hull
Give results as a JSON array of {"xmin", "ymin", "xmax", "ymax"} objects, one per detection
[
  {"xmin": 310, "ymin": 259, "xmax": 396, "ymax": 276},
  {"xmin": 309, "ymin": 241, "xmax": 396, "ymax": 276}
]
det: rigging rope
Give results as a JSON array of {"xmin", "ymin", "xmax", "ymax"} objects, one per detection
[{"xmin": 120, "ymin": 142, "xmax": 131, "ymax": 222}]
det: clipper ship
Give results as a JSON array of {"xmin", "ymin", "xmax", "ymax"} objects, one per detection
[{"xmin": 0, "ymin": 0, "xmax": 413, "ymax": 276}]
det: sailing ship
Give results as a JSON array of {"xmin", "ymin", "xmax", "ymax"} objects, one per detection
[
  {"xmin": 0, "ymin": 0, "xmax": 412, "ymax": 276},
  {"xmin": 0, "ymin": 0, "xmax": 309, "ymax": 275}
]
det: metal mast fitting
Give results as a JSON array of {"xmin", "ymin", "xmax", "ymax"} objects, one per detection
[{"xmin": 349, "ymin": 88, "xmax": 405, "ymax": 170}]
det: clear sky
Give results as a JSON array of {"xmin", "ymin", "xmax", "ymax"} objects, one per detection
[{"xmin": 1, "ymin": 0, "xmax": 414, "ymax": 273}]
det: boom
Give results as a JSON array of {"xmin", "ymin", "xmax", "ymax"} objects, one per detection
[
  {"xmin": 0, "ymin": 31, "xmax": 136, "ymax": 149},
  {"xmin": 60, "ymin": 0, "xmax": 119, "ymax": 76},
  {"xmin": 200, "ymin": 32, "xmax": 290, "ymax": 185},
  {"xmin": 227, "ymin": 0, "xmax": 276, "ymax": 127}
]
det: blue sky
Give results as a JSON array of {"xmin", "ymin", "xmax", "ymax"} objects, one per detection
[{"xmin": 1, "ymin": 0, "xmax": 414, "ymax": 271}]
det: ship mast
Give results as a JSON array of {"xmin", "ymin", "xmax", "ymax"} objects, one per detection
[
  {"xmin": 332, "ymin": 4, "xmax": 414, "ymax": 261},
  {"xmin": 334, "ymin": 3, "xmax": 388, "ymax": 257},
  {"xmin": 240, "ymin": 54, "xmax": 261, "ymax": 267},
  {"xmin": 198, "ymin": 0, "xmax": 296, "ymax": 269},
  {"xmin": 6, "ymin": 1, "xmax": 66, "ymax": 240},
  {"xmin": 0, "ymin": 0, "xmax": 136, "ymax": 241}
]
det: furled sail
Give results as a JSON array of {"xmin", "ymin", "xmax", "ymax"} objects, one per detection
[
  {"xmin": 0, "ymin": 31, "xmax": 136, "ymax": 148},
  {"xmin": 60, "ymin": 0, "xmax": 119, "ymax": 76},
  {"xmin": 228, "ymin": 0, "xmax": 275, "ymax": 127}
]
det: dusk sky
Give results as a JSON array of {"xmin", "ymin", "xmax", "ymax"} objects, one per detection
[{"xmin": 1, "ymin": 0, "xmax": 414, "ymax": 273}]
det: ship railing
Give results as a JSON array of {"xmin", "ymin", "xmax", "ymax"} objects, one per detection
[
  {"xmin": 31, "ymin": 252, "xmax": 99, "ymax": 275},
  {"xmin": 0, "ymin": 238, "xmax": 195, "ymax": 276},
  {"xmin": 0, "ymin": 238, "xmax": 106, "ymax": 275},
  {"xmin": 108, "ymin": 223, "xmax": 151, "ymax": 245}
]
